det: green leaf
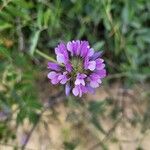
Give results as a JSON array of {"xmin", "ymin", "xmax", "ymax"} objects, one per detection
[
  {"xmin": 37, "ymin": 5, "xmax": 44, "ymax": 28},
  {"xmin": 43, "ymin": 9, "xmax": 51, "ymax": 27},
  {"xmin": 29, "ymin": 30, "xmax": 41, "ymax": 56},
  {"xmin": 27, "ymin": 100, "xmax": 42, "ymax": 110},
  {"xmin": 17, "ymin": 109, "xmax": 27, "ymax": 124},
  {"xmin": 29, "ymin": 112, "xmax": 39, "ymax": 124},
  {"xmin": 88, "ymin": 101, "xmax": 106, "ymax": 115},
  {"xmin": 0, "ymin": 45, "xmax": 11, "ymax": 59},
  {"xmin": 91, "ymin": 116, "xmax": 106, "ymax": 134},
  {"xmin": 0, "ymin": 22, "xmax": 12, "ymax": 30},
  {"xmin": 93, "ymin": 41, "xmax": 105, "ymax": 50},
  {"xmin": 13, "ymin": 0, "xmax": 33, "ymax": 9}
]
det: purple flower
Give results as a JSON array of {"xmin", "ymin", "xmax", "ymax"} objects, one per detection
[
  {"xmin": 47, "ymin": 40, "xmax": 106, "ymax": 97},
  {"xmin": 75, "ymin": 73, "xmax": 87, "ymax": 86},
  {"xmin": 47, "ymin": 71, "xmax": 60, "ymax": 84},
  {"xmin": 58, "ymin": 72, "xmax": 68, "ymax": 84},
  {"xmin": 72, "ymin": 84, "xmax": 87, "ymax": 97},
  {"xmin": 48, "ymin": 62, "xmax": 61, "ymax": 71}
]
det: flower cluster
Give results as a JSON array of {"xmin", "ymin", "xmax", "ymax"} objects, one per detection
[{"xmin": 47, "ymin": 40, "xmax": 106, "ymax": 97}]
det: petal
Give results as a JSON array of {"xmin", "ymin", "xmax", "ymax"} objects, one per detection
[
  {"xmin": 91, "ymin": 51, "xmax": 103, "ymax": 60},
  {"xmin": 86, "ymin": 85, "xmax": 95, "ymax": 94},
  {"xmin": 47, "ymin": 62, "xmax": 61, "ymax": 71},
  {"xmin": 56, "ymin": 54, "xmax": 65, "ymax": 63},
  {"xmin": 55, "ymin": 43, "xmax": 69, "ymax": 63},
  {"xmin": 80, "ymin": 41, "xmax": 89, "ymax": 57},
  {"xmin": 58, "ymin": 74, "xmax": 64, "ymax": 80},
  {"xmin": 51, "ymin": 78, "xmax": 59, "ymax": 84},
  {"xmin": 65, "ymin": 83, "xmax": 71, "ymax": 96},
  {"xmin": 79, "ymin": 90, "xmax": 82, "ymax": 97},
  {"xmin": 90, "ymin": 81, "xmax": 99, "ymax": 88},
  {"xmin": 88, "ymin": 48, "xmax": 94, "ymax": 57},
  {"xmin": 58, "ymin": 73, "xmax": 68, "ymax": 84},
  {"xmin": 47, "ymin": 71, "xmax": 57, "ymax": 79},
  {"xmin": 67, "ymin": 41, "xmax": 74, "ymax": 55},
  {"xmin": 60, "ymin": 78, "xmax": 67, "ymax": 84},
  {"xmin": 75, "ymin": 79, "xmax": 85, "ymax": 86},
  {"xmin": 88, "ymin": 61, "xmax": 96, "ymax": 71},
  {"xmin": 80, "ymin": 79, "xmax": 85, "ymax": 86},
  {"xmin": 90, "ymin": 73, "xmax": 100, "ymax": 80},
  {"xmin": 73, "ymin": 41, "xmax": 79, "ymax": 55},
  {"xmin": 55, "ymin": 43, "xmax": 67, "ymax": 54},
  {"xmin": 96, "ymin": 63, "xmax": 105, "ymax": 70},
  {"xmin": 80, "ymin": 73, "xmax": 87, "ymax": 78},
  {"xmin": 66, "ymin": 63, "xmax": 72, "ymax": 72},
  {"xmin": 72, "ymin": 86, "xmax": 79, "ymax": 96},
  {"xmin": 81, "ymin": 85, "xmax": 87, "ymax": 93},
  {"xmin": 76, "ymin": 40, "xmax": 81, "ymax": 55},
  {"xmin": 97, "ymin": 79, "xmax": 102, "ymax": 84},
  {"xmin": 96, "ymin": 58, "xmax": 104, "ymax": 64},
  {"xmin": 59, "ymin": 43, "xmax": 68, "ymax": 57},
  {"xmin": 55, "ymin": 47, "xmax": 60, "ymax": 55},
  {"xmin": 84, "ymin": 57, "xmax": 89, "ymax": 69},
  {"xmin": 96, "ymin": 69, "xmax": 106, "ymax": 78},
  {"xmin": 75, "ymin": 79, "xmax": 81, "ymax": 85}
]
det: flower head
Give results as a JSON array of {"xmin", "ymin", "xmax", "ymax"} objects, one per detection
[{"xmin": 47, "ymin": 40, "xmax": 106, "ymax": 97}]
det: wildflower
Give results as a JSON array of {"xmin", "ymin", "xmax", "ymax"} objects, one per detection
[{"xmin": 47, "ymin": 40, "xmax": 106, "ymax": 97}]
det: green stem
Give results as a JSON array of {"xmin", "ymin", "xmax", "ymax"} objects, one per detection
[{"xmin": 35, "ymin": 49, "xmax": 57, "ymax": 63}]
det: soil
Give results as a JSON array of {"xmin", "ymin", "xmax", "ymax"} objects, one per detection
[{"xmin": 0, "ymin": 80, "xmax": 150, "ymax": 150}]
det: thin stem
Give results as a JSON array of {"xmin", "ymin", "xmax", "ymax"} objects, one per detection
[{"xmin": 35, "ymin": 49, "xmax": 57, "ymax": 63}]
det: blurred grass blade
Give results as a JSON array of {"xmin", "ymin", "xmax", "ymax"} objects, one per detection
[
  {"xmin": 29, "ymin": 30, "xmax": 41, "ymax": 56},
  {"xmin": 93, "ymin": 41, "xmax": 105, "ymax": 50},
  {"xmin": 0, "ymin": 45, "xmax": 11, "ymax": 59},
  {"xmin": 0, "ymin": 22, "xmax": 12, "ymax": 30}
]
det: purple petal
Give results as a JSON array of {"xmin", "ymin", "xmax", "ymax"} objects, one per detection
[
  {"xmin": 60, "ymin": 77, "xmax": 68, "ymax": 84},
  {"xmin": 84, "ymin": 56, "xmax": 89, "ymax": 69},
  {"xmin": 97, "ymin": 63, "xmax": 105, "ymax": 70},
  {"xmin": 75, "ymin": 79, "xmax": 85, "ymax": 86},
  {"xmin": 55, "ymin": 43, "xmax": 69, "ymax": 64},
  {"xmin": 66, "ymin": 63, "xmax": 72, "ymax": 72},
  {"xmin": 51, "ymin": 79, "xmax": 59, "ymax": 84},
  {"xmin": 58, "ymin": 72, "xmax": 68, "ymax": 84},
  {"xmin": 55, "ymin": 43, "xmax": 68, "ymax": 56},
  {"xmin": 87, "ymin": 48, "xmax": 94, "ymax": 57},
  {"xmin": 96, "ymin": 69, "xmax": 106, "ymax": 78},
  {"xmin": 56, "ymin": 54, "xmax": 65, "ymax": 63},
  {"xmin": 90, "ymin": 51, "xmax": 103, "ymax": 60},
  {"xmin": 86, "ymin": 85, "xmax": 95, "ymax": 94},
  {"xmin": 95, "ymin": 58, "xmax": 105, "ymax": 70},
  {"xmin": 47, "ymin": 71, "xmax": 57, "ymax": 79},
  {"xmin": 90, "ymin": 81, "xmax": 99, "ymax": 88},
  {"xmin": 76, "ymin": 40, "xmax": 81, "ymax": 55},
  {"xmin": 47, "ymin": 62, "xmax": 61, "ymax": 71},
  {"xmin": 81, "ymin": 86, "xmax": 88, "ymax": 94},
  {"xmin": 77, "ymin": 73, "xmax": 87, "ymax": 79},
  {"xmin": 67, "ymin": 41, "xmax": 74, "ymax": 55},
  {"xmin": 80, "ymin": 73, "xmax": 87, "ymax": 78},
  {"xmin": 88, "ymin": 61, "xmax": 96, "ymax": 71},
  {"xmin": 72, "ymin": 86, "xmax": 79, "ymax": 96},
  {"xmin": 65, "ymin": 82, "xmax": 71, "ymax": 96},
  {"xmin": 75, "ymin": 79, "xmax": 81, "ymax": 85},
  {"xmin": 75, "ymin": 73, "xmax": 87, "ymax": 86},
  {"xmin": 47, "ymin": 71, "xmax": 60, "ymax": 85},
  {"xmin": 73, "ymin": 40, "xmax": 80, "ymax": 56},
  {"xmin": 67, "ymin": 40, "xmax": 81, "ymax": 56},
  {"xmin": 80, "ymin": 41, "xmax": 89, "ymax": 57}
]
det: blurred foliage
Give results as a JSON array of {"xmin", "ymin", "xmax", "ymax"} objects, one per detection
[
  {"xmin": 0, "ymin": 0, "xmax": 150, "ymax": 149},
  {"xmin": 0, "ymin": 0, "xmax": 149, "ymax": 82}
]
